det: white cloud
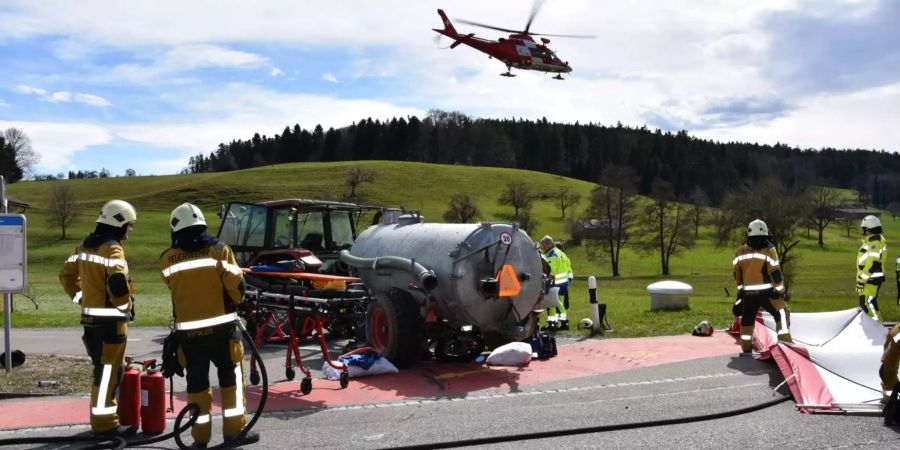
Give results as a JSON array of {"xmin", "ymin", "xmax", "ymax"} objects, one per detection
[
  {"xmin": 700, "ymin": 82, "xmax": 900, "ymax": 151},
  {"xmin": 3, "ymin": 0, "xmax": 899, "ymax": 177},
  {"xmin": 105, "ymin": 43, "xmax": 269, "ymax": 83},
  {"xmin": 109, "ymin": 84, "xmax": 424, "ymax": 169},
  {"xmin": 14, "ymin": 85, "xmax": 47, "ymax": 96},
  {"xmin": 73, "ymin": 93, "xmax": 112, "ymax": 106},
  {"xmin": 14, "ymin": 84, "xmax": 111, "ymax": 106},
  {"xmin": 0, "ymin": 120, "xmax": 113, "ymax": 170},
  {"xmin": 48, "ymin": 91, "xmax": 72, "ymax": 102}
]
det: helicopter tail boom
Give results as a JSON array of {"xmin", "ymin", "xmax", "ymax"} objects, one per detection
[{"xmin": 435, "ymin": 9, "xmax": 458, "ymax": 37}]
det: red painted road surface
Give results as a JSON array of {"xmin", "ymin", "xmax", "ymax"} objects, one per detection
[{"xmin": 0, "ymin": 333, "xmax": 739, "ymax": 430}]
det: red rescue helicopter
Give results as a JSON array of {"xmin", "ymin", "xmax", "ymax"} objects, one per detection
[{"xmin": 432, "ymin": 2, "xmax": 593, "ymax": 80}]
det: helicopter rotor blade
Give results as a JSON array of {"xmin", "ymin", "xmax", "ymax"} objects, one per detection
[
  {"xmin": 524, "ymin": 0, "xmax": 545, "ymax": 34},
  {"xmin": 455, "ymin": 18, "xmax": 522, "ymax": 34},
  {"xmin": 530, "ymin": 32, "xmax": 596, "ymax": 39}
]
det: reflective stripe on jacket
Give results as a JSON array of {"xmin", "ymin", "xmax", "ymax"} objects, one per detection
[
  {"xmin": 545, "ymin": 247, "xmax": 573, "ymax": 284},
  {"xmin": 857, "ymin": 234, "xmax": 887, "ymax": 285},
  {"xmin": 160, "ymin": 242, "xmax": 245, "ymax": 328},
  {"xmin": 733, "ymin": 244, "xmax": 784, "ymax": 294},
  {"xmin": 59, "ymin": 242, "xmax": 133, "ymax": 322}
]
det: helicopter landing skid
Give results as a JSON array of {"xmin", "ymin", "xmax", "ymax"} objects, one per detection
[
  {"xmin": 500, "ymin": 72, "xmax": 516, "ymax": 77},
  {"xmin": 553, "ymin": 74, "xmax": 565, "ymax": 80}
]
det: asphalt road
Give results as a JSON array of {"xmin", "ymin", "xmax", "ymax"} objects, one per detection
[{"xmin": 2, "ymin": 329, "xmax": 899, "ymax": 449}]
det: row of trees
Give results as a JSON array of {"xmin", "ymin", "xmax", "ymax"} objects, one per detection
[
  {"xmin": 186, "ymin": 110, "xmax": 900, "ymax": 208},
  {"xmin": 439, "ymin": 167, "xmax": 845, "ymax": 302}
]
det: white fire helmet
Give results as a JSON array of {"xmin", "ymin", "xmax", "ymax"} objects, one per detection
[
  {"xmin": 579, "ymin": 318, "xmax": 593, "ymax": 330},
  {"xmin": 693, "ymin": 320, "xmax": 714, "ymax": 336},
  {"xmin": 747, "ymin": 219, "xmax": 768, "ymax": 237},
  {"xmin": 170, "ymin": 203, "xmax": 207, "ymax": 232},
  {"xmin": 860, "ymin": 215, "xmax": 881, "ymax": 230},
  {"xmin": 96, "ymin": 200, "xmax": 137, "ymax": 227}
]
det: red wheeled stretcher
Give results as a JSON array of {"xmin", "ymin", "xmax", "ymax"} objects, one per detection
[{"xmin": 241, "ymin": 269, "xmax": 374, "ymax": 393}]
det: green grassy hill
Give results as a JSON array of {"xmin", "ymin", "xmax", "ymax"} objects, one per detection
[{"xmin": 5, "ymin": 161, "xmax": 898, "ymax": 336}]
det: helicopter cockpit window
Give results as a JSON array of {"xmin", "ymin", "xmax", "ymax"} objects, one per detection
[
  {"xmin": 298, "ymin": 211, "xmax": 325, "ymax": 252},
  {"xmin": 272, "ymin": 208, "xmax": 294, "ymax": 248},
  {"xmin": 529, "ymin": 47, "xmax": 551, "ymax": 59}
]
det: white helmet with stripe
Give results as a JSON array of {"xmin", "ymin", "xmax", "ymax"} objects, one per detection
[
  {"xmin": 747, "ymin": 219, "xmax": 768, "ymax": 237},
  {"xmin": 860, "ymin": 215, "xmax": 881, "ymax": 230},
  {"xmin": 170, "ymin": 203, "xmax": 207, "ymax": 232},
  {"xmin": 96, "ymin": 200, "xmax": 137, "ymax": 227}
]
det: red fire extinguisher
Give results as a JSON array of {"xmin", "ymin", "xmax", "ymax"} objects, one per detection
[
  {"xmin": 118, "ymin": 360, "xmax": 141, "ymax": 428},
  {"xmin": 140, "ymin": 359, "xmax": 166, "ymax": 434}
]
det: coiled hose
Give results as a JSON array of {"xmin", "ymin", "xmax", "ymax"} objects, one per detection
[{"xmin": 0, "ymin": 320, "xmax": 267, "ymax": 450}]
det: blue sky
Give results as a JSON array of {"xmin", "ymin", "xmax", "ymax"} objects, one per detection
[{"xmin": 1, "ymin": 0, "xmax": 899, "ymax": 176}]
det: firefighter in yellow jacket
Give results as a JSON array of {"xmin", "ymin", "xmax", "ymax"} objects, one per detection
[
  {"xmin": 59, "ymin": 200, "xmax": 137, "ymax": 437},
  {"xmin": 159, "ymin": 203, "xmax": 257, "ymax": 448},
  {"xmin": 733, "ymin": 219, "xmax": 792, "ymax": 355},
  {"xmin": 880, "ymin": 323, "xmax": 900, "ymax": 402},
  {"xmin": 857, "ymin": 215, "xmax": 886, "ymax": 321}
]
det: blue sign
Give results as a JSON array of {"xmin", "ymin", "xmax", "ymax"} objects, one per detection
[{"xmin": 0, "ymin": 216, "xmax": 24, "ymax": 226}]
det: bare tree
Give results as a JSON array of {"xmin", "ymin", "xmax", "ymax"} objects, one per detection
[
  {"xmin": 712, "ymin": 178, "xmax": 810, "ymax": 299},
  {"xmin": 443, "ymin": 193, "xmax": 481, "ymax": 223},
  {"xmin": 688, "ymin": 186, "xmax": 710, "ymax": 238},
  {"xmin": 4, "ymin": 128, "xmax": 39, "ymax": 177},
  {"xmin": 516, "ymin": 204, "xmax": 539, "ymax": 233},
  {"xmin": 633, "ymin": 179, "xmax": 694, "ymax": 275},
  {"xmin": 498, "ymin": 181, "xmax": 532, "ymax": 219},
  {"xmin": 346, "ymin": 167, "xmax": 376, "ymax": 198},
  {"xmin": 555, "ymin": 187, "xmax": 581, "ymax": 219},
  {"xmin": 887, "ymin": 201, "xmax": 900, "ymax": 222},
  {"xmin": 808, "ymin": 185, "xmax": 838, "ymax": 247},
  {"xmin": 584, "ymin": 165, "xmax": 638, "ymax": 277},
  {"xmin": 48, "ymin": 183, "xmax": 79, "ymax": 239}
]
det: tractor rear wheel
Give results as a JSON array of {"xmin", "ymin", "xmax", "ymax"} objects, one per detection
[{"xmin": 366, "ymin": 290, "xmax": 423, "ymax": 368}]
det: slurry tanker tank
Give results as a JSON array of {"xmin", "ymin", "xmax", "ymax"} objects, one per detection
[{"xmin": 340, "ymin": 214, "xmax": 544, "ymax": 367}]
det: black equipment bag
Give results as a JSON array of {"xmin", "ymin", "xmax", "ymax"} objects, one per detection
[{"xmin": 529, "ymin": 330, "xmax": 558, "ymax": 360}]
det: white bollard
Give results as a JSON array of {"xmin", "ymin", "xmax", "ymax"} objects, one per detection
[{"xmin": 588, "ymin": 276, "xmax": 599, "ymax": 334}]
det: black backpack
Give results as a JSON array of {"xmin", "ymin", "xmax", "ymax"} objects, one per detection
[{"xmin": 529, "ymin": 330, "xmax": 558, "ymax": 360}]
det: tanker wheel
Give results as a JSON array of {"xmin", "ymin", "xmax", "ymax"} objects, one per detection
[
  {"xmin": 300, "ymin": 377, "xmax": 312, "ymax": 395},
  {"xmin": 366, "ymin": 291, "xmax": 423, "ymax": 368},
  {"xmin": 339, "ymin": 372, "xmax": 350, "ymax": 389},
  {"xmin": 250, "ymin": 370, "xmax": 261, "ymax": 386},
  {"xmin": 285, "ymin": 366, "xmax": 295, "ymax": 381}
]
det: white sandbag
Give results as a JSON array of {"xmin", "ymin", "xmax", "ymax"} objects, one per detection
[
  {"xmin": 322, "ymin": 354, "xmax": 399, "ymax": 380},
  {"xmin": 485, "ymin": 341, "xmax": 533, "ymax": 366}
]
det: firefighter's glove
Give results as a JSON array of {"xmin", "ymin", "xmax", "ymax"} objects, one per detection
[
  {"xmin": 856, "ymin": 283, "xmax": 865, "ymax": 296},
  {"xmin": 161, "ymin": 331, "xmax": 184, "ymax": 379}
]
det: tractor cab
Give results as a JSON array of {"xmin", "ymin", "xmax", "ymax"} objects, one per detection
[{"xmin": 217, "ymin": 198, "xmax": 398, "ymax": 274}]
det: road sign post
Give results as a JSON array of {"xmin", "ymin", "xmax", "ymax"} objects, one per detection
[{"xmin": 1, "ymin": 175, "xmax": 27, "ymax": 373}]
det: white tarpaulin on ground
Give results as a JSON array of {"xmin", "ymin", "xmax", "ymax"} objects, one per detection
[{"xmin": 753, "ymin": 308, "xmax": 886, "ymax": 413}]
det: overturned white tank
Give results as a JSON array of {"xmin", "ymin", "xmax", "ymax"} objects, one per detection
[{"xmin": 340, "ymin": 214, "xmax": 544, "ymax": 367}]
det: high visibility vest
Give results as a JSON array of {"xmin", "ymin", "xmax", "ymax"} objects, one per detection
[
  {"xmin": 733, "ymin": 244, "xmax": 784, "ymax": 294},
  {"xmin": 59, "ymin": 241, "xmax": 133, "ymax": 323},
  {"xmin": 545, "ymin": 247, "xmax": 573, "ymax": 285},
  {"xmin": 857, "ymin": 234, "xmax": 887, "ymax": 285},
  {"xmin": 159, "ymin": 242, "xmax": 245, "ymax": 331}
]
